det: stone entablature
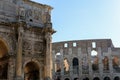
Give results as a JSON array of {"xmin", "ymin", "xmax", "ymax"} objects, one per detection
[{"xmin": 0, "ymin": 0, "xmax": 52, "ymax": 27}]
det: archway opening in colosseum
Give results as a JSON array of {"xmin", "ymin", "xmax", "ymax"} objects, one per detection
[
  {"xmin": 74, "ymin": 78, "xmax": 78, "ymax": 80},
  {"xmin": 65, "ymin": 78, "xmax": 70, "ymax": 80},
  {"xmin": 83, "ymin": 77, "xmax": 89, "ymax": 80},
  {"xmin": 0, "ymin": 40, "xmax": 9, "ymax": 79},
  {"xmin": 93, "ymin": 77, "xmax": 100, "ymax": 80},
  {"xmin": 91, "ymin": 50, "xmax": 99, "ymax": 71},
  {"xmin": 104, "ymin": 77, "xmax": 110, "ymax": 80},
  {"xmin": 55, "ymin": 52, "xmax": 61, "ymax": 73},
  {"xmin": 73, "ymin": 57, "xmax": 79, "ymax": 74},
  {"xmin": 112, "ymin": 56, "xmax": 120, "ymax": 72},
  {"xmin": 103, "ymin": 56, "xmax": 109, "ymax": 71},
  {"xmin": 64, "ymin": 58, "xmax": 69, "ymax": 74},
  {"xmin": 56, "ymin": 77, "xmax": 60, "ymax": 80},
  {"xmin": 24, "ymin": 61, "xmax": 39, "ymax": 80},
  {"xmin": 114, "ymin": 76, "xmax": 120, "ymax": 80}
]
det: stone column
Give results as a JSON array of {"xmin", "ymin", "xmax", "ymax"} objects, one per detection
[
  {"xmin": 45, "ymin": 32, "xmax": 52, "ymax": 80},
  {"xmin": 16, "ymin": 23, "xmax": 23, "ymax": 80}
]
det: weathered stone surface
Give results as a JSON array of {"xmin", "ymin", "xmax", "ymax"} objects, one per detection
[
  {"xmin": 52, "ymin": 39, "xmax": 120, "ymax": 80},
  {"xmin": 0, "ymin": 0, "xmax": 54, "ymax": 80}
]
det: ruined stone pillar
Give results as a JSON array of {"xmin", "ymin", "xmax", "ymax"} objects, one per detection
[
  {"xmin": 15, "ymin": 23, "xmax": 23, "ymax": 80},
  {"xmin": 45, "ymin": 32, "xmax": 52, "ymax": 80}
]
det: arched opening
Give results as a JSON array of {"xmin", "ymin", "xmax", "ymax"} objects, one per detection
[
  {"xmin": 83, "ymin": 77, "xmax": 89, "ymax": 80},
  {"xmin": 73, "ymin": 57, "xmax": 79, "ymax": 74},
  {"xmin": 104, "ymin": 77, "xmax": 110, "ymax": 80},
  {"xmin": 56, "ymin": 77, "xmax": 60, "ymax": 80},
  {"xmin": 114, "ymin": 76, "xmax": 120, "ymax": 80},
  {"xmin": 0, "ymin": 40, "xmax": 9, "ymax": 79},
  {"xmin": 55, "ymin": 52, "xmax": 61, "ymax": 73},
  {"xmin": 112, "ymin": 56, "xmax": 120, "ymax": 72},
  {"xmin": 91, "ymin": 50, "xmax": 99, "ymax": 72},
  {"xmin": 24, "ymin": 61, "xmax": 39, "ymax": 80},
  {"xmin": 65, "ymin": 78, "xmax": 70, "ymax": 80},
  {"xmin": 103, "ymin": 56, "xmax": 109, "ymax": 71},
  {"xmin": 93, "ymin": 77, "xmax": 100, "ymax": 80},
  {"xmin": 64, "ymin": 58, "xmax": 69, "ymax": 74}
]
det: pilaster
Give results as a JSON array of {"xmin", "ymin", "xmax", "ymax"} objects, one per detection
[
  {"xmin": 108, "ymin": 48, "xmax": 113, "ymax": 74},
  {"xmin": 88, "ymin": 47, "xmax": 93, "ymax": 79},
  {"xmin": 69, "ymin": 48, "xmax": 73, "ymax": 80},
  {"xmin": 45, "ymin": 32, "xmax": 52, "ymax": 80},
  {"xmin": 60, "ymin": 49, "xmax": 64, "ymax": 80},
  {"xmin": 15, "ymin": 23, "xmax": 24, "ymax": 80},
  {"xmin": 78, "ymin": 48, "xmax": 82, "ymax": 78},
  {"xmin": 98, "ymin": 47, "xmax": 103, "ymax": 78}
]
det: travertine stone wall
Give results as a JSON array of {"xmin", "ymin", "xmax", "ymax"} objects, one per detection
[{"xmin": 52, "ymin": 39, "xmax": 120, "ymax": 80}]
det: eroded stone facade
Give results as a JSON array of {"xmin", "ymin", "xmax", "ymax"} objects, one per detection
[
  {"xmin": 0, "ymin": 0, "xmax": 54, "ymax": 80},
  {"xmin": 52, "ymin": 39, "xmax": 120, "ymax": 80}
]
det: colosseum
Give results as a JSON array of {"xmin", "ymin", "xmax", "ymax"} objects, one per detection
[{"xmin": 52, "ymin": 39, "xmax": 120, "ymax": 80}]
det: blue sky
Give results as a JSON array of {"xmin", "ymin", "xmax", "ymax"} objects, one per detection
[{"xmin": 31, "ymin": 0, "xmax": 120, "ymax": 47}]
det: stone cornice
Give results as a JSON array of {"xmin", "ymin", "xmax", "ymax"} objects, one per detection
[{"xmin": 0, "ymin": 21, "xmax": 56, "ymax": 34}]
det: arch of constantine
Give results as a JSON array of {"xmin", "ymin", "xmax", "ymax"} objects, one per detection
[{"xmin": 0, "ymin": 0, "xmax": 54, "ymax": 80}]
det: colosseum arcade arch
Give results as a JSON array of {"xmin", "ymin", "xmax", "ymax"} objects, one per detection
[
  {"xmin": 114, "ymin": 76, "xmax": 120, "ymax": 80},
  {"xmin": 112, "ymin": 56, "xmax": 120, "ymax": 72},
  {"xmin": 91, "ymin": 50, "xmax": 99, "ymax": 72},
  {"xmin": 83, "ymin": 77, "xmax": 89, "ymax": 80},
  {"xmin": 104, "ymin": 77, "xmax": 111, "ymax": 80},
  {"xmin": 93, "ymin": 77, "xmax": 100, "ymax": 80},
  {"xmin": 65, "ymin": 78, "xmax": 70, "ymax": 80},
  {"xmin": 64, "ymin": 58, "xmax": 69, "ymax": 74},
  {"xmin": 0, "ymin": 39, "xmax": 9, "ymax": 79},
  {"xmin": 55, "ymin": 52, "xmax": 62, "ymax": 73},
  {"xmin": 103, "ymin": 56, "xmax": 109, "ymax": 71},
  {"xmin": 74, "ymin": 78, "xmax": 78, "ymax": 80},
  {"xmin": 24, "ymin": 61, "xmax": 40, "ymax": 80},
  {"xmin": 72, "ymin": 57, "xmax": 79, "ymax": 74}
]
